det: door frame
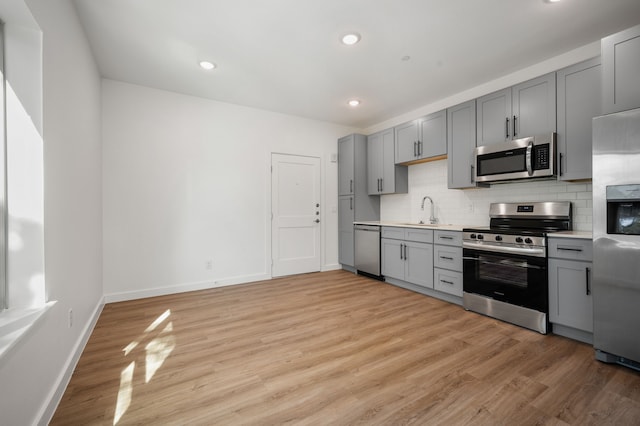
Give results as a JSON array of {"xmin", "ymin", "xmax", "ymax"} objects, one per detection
[{"xmin": 269, "ymin": 152, "xmax": 324, "ymax": 277}]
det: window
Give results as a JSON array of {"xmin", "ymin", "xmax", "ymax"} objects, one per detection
[{"xmin": 0, "ymin": 21, "xmax": 6, "ymax": 311}]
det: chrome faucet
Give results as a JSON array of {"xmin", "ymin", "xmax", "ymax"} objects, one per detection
[{"xmin": 420, "ymin": 196, "xmax": 438, "ymax": 224}]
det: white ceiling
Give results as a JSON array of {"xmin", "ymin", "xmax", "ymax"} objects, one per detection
[{"xmin": 72, "ymin": 0, "xmax": 640, "ymax": 128}]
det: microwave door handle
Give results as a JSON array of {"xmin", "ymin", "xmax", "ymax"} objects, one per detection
[{"xmin": 526, "ymin": 141, "xmax": 534, "ymax": 176}]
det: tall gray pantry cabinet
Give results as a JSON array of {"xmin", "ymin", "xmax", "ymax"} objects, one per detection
[{"xmin": 338, "ymin": 134, "xmax": 380, "ymax": 271}]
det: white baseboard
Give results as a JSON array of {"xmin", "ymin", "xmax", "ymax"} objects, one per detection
[
  {"xmin": 38, "ymin": 297, "xmax": 105, "ymax": 426},
  {"xmin": 321, "ymin": 263, "xmax": 341, "ymax": 272},
  {"xmin": 104, "ymin": 273, "xmax": 272, "ymax": 303}
]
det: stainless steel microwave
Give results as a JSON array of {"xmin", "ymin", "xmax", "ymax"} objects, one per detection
[{"xmin": 474, "ymin": 133, "xmax": 556, "ymax": 183}]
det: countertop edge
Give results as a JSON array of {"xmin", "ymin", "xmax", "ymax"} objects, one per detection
[{"xmin": 354, "ymin": 221, "xmax": 465, "ymax": 232}]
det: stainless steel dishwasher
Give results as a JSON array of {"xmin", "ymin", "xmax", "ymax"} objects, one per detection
[{"xmin": 354, "ymin": 224, "xmax": 381, "ymax": 279}]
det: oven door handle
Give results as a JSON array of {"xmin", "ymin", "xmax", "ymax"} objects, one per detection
[
  {"xmin": 463, "ymin": 256, "xmax": 544, "ymax": 270},
  {"xmin": 463, "ymin": 242, "xmax": 546, "ymax": 258}
]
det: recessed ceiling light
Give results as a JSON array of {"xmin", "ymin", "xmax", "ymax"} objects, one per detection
[
  {"xmin": 341, "ymin": 33, "xmax": 361, "ymax": 46},
  {"xmin": 348, "ymin": 99, "xmax": 361, "ymax": 107},
  {"xmin": 545, "ymin": 0, "xmax": 561, "ymax": 3},
  {"xmin": 199, "ymin": 61, "xmax": 216, "ymax": 70}
]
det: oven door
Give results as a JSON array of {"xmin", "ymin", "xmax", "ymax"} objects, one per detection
[{"xmin": 463, "ymin": 248, "xmax": 548, "ymax": 313}]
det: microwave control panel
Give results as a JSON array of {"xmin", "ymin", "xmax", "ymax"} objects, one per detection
[{"xmin": 533, "ymin": 144, "xmax": 550, "ymax": 170}]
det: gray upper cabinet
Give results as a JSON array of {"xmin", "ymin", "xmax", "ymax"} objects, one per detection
[
  {"xmin": 476, "ymin": 88, "xmax": 511, "ymax": 146},
  {"xmin": 394, "ymin": 110, "xmax": 446, "ymax": 164},
  {"xmin": 338, "ymin": 135, "xmax": 355, "ymax": 196},
  {"xmin": 557, "ymin": 57, "xmax": 601, "ymax": 181},
  {"xmin": 447, "ymin": 100, "xmax": 477, "ymax": 189},
  {"xmin": 602, "ymin": 23, "xmax": 640, "ymax": 114},
  {"xmin": 512, "ymin": 73, "xmax": 557, "ymax": 139},
  {"xmin": 367, "ymin": 129, "xmax": 408, "ymax": 195},
  {"xmin": 476, "ymin": 73, "xmax": 556, "ymax": 146}
]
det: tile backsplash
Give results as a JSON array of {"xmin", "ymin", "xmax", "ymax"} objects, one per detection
[{"xmin": 380, "ymin": 159, "xmax": 592, "ymax": 232}]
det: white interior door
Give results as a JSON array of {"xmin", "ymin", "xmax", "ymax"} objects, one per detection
[{"xmin": 271, "ymin": 153, "xmax": 321, "ymax": 277}]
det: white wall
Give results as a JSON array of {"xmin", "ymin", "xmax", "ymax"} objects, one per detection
[
  {"xmin": 0, "ymin": 0, "xmax": 103, "ymax": 424},
  {"xmin": 382, "ymin": 159, "xmax": 592, "ymax": 231},
  {"xmin": 102, "ymin": 80, "xmax": 355, "ymax": 301},
  {"xmin": 364, "ymin": 41, "xmax": 600, "ymax": 232}
]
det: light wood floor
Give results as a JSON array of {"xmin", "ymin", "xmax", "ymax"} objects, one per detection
[{"xmin": 52, "ymin": 270, "xmax": 640, "ymax": 425}]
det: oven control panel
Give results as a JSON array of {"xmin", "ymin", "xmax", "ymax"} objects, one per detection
[{"xmin": 463, "ymin": 232, "xmax": 546, "ymax": 248}]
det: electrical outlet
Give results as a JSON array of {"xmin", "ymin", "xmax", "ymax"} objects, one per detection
[
  {"xmin": 68, "ymin": 309, "xmax": 73, "ymax": 328},
  {"xmin": 205, "ymin": 260, "xmax": 213, "ymax": 270}
]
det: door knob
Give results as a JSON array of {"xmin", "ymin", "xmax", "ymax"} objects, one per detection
[{"xmin": 314, "ymin": 219, "xmax": 320, "ymax": 223}]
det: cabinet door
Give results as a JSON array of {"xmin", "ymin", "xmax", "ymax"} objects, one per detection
[
  {"xmin": 548, "ymin": 259, "xmax": 593, "ymax": 332},
  {"xmin": 447, "ymin": 100, "xmax": 477, "ymax": 189},
  {"xmin": 338, "ymin": 135, "xmax": 354, "ymax": 196},
  {"xmin": 512, "ymin": 73, "xmax": 556, "ymax": 139},
  {"xmin": 602, "ymin": 24, "xmax": 640, "ymax": 114},
  {"xmin": 394, "ymin": 120, "xmax": 419, "ymax": 164},
  {"xmin": 477, "ymin": 88, "xmax": 511, "ymax": 146},
  {"xmin": 419, "ymin": 110, "xmax": 447, "ymax": 158},
  {"xmin": 367, "ymin": 132, "xmax": 383, "ymax": 195},
  {"xmin": 381, "ymin": 238, "xmax": 405, "ymax": 280},
  {"xmin": 404, "ymin": 241, "xmax": 433, "ymax": 288},
  {"xmin": 338, "ymin": 196, "xmax": 355, "ymax": 266},
  {"xmin": 557, "ymin": 58, "xmax": 601, "ymax": 181},
  {"xmin": 380, "ymin": 128, "xmax": 397, "ymax": 194}
]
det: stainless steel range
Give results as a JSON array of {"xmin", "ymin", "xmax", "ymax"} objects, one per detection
[{"xmin": 462, "ymin": 201, "xmax": 572, "ymax": 334}]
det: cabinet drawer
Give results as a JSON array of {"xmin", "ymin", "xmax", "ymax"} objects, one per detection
[
  {"xmin": 434, "ymin": 245, "xmax": 462, "ymax": 272},
  {"xmin": 405, "ymin": 228, "xmax": 433, "ymax": 243},
  {"xmin": 381, "ymin": 227, "xmax": 405, "ymax": 240},
  {"xmin": 434, "ymin": 230, "xmax": 462, "ymax": 246},
  {"xmin": 434, "ymin": 268, "xmax": 463, "ymax": 297},
  {"xmin": 548, "ymin": 238, "xmax": 593, "ymax": 261}
]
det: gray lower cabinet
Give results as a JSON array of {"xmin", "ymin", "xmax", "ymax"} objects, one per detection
[
  {"xmin": 367, "ymin": 128, "xmax": 407, "ymax": 195},
  {"xmin": 556, "ymin": 57, "xmax": 601, "ymax": 181},
  {"xmin": 447, "ymin": 100, "xmax": 477, "ymax": 189},
  {"xmin": 433, "ymin": 230, "xmax": 463, "ymax": 297},
  {"xmin": 381, "ymin": 227, "xmax": 434, "ymax": 288},
  {"xmin": 602, "ymin": 23, "xmax": 640, "ymax": 114},
  {"xmin": 548, "ymin": 237, "xmax": 593, "ymax": 343},
  {"xmin": 338, "ymin": 134, "xmax": 380, "ymax": 269},
  {"xmin": 394, "ymin": 110, "xmax": 446, "ymax": 164},
  {"xmin": 477, "ymin": 73, "xmax": 556, "ymax": 146}
]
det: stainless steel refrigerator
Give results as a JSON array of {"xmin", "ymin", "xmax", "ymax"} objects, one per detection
[{"xmin": 593, "ymin": 107, "xmax": 640, "ymax": 371}]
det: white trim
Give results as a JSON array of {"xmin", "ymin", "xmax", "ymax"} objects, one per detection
[
  {"xmin": 0, "ymin": 301, "xmax": 55, "ymax": 361},
  {"xmin": 321, "ymin": 263, "xmax": 341, "ymax": 272},
  {"xmin": 104, "ymin": 273, "xmax": 272, "ymax": 303},
  {"xmin": 37, "ymin": 298, "xmax": 104, "ymax": 426}
]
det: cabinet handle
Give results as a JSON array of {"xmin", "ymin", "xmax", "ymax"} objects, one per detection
[
  {"xmin": 418, "ymin": 141, "xmax": 423, "ymax": 157},
  {"xmin": 400, "ymin": 244, "xmax": 404, "ymax": 260},
  {"xmin": 586, "ymin": 267, "xmax": 591, "ymax": 295},
  {"xmin": 349, "ymin": 179, "xmax": 353, "ymax": 193},
  {"xmin": 413, "ymin": 141, "xmax": 418, "ymax": 157},
  {"xmin": 440, "ymin": 256, "xmax": 454, "ymax": 261},
  {"xmin": 350, "ymin": 197, "xmax": 353, "ymax": 210},
  {"xmin": 506, "ymin": 117, "xmax": 510, "ymax": 139},
  {"xmin": 379, "ymin": 178, "xmax": 383, "ymax": 192},
  {"xmin": 470, "ymin": 165, "xmax": 475, "ymax": 183},
  {"xmin": 557, "ymin": 246, "xmax": 583, "ymax": 252},
  {"xmin": 441, "ymin": 279, "xmax": 455, "ymax": 285},
  {"xmin": 559, "ymin": 152, "xmax": 563, "ymax": 177},
  {"xmin": 513, "ymin": 115, "xmax": 517, "ymax": 137},
  {"xmin": 439, "ymin": 236, "xmax": 454, "ymax": 240},
  {"xmin": 404, "ymin": 244, "xmax": 408, "ymax": 260}
]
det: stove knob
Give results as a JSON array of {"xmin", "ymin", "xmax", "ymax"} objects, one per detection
[
  {"xmin": 495, "ymin": 235, "xmax": 503, "ymax": 241},
  {"xmin": 470, "ymin": 234, "xmax": 477, "ymax": 239},
  {"xmin": 524, "ymin": 238, "xmax": 533, "ymax": 244},
  {"xmin": 477, "ymin": 234, "xmax": 484, "ymax": 240},
  {"xmin": 515, "ymin": 237, "xmax": 523, "ymax": 243}
]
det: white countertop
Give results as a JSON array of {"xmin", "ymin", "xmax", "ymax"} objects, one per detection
[
  {"xmin": 547, "ymin": 230, "xmax": 592, "ymax": 239},
  {"xmin": 354, "ymin": 221, "xmax": 465, "ymax": 232},
  {"xmin": 355, "ymin": 221, "xmax": 592, "ymax": 239}
]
